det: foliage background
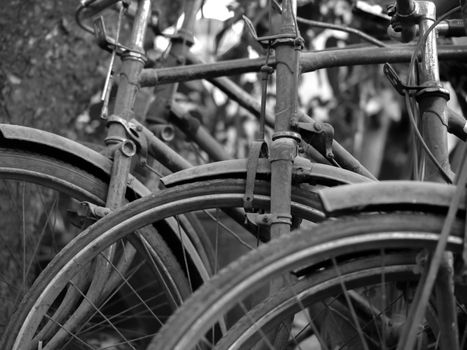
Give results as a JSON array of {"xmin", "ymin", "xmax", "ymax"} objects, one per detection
[{"xmin": 1, "ymin": 1, "xmax": 106, "ymax": 134}]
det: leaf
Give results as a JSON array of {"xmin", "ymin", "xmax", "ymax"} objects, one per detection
[{"xmin": 7, "ymin": 73, "xmax": 21, "ymax": 85}]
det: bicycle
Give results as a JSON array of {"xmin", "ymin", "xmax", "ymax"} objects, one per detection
[
  {"xmin": 0, "ymin": 0, "xmax": 377, "ymax": 347},
  {"xmin": 2, "ymin": 0, "xmax": 467, "ymax": 349},
  {"xmin": 141, "ymin": 1, "xmax": 467, "ymax": 349}
]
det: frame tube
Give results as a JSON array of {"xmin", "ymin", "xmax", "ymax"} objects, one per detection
[{"xmin": 139, "ymin": 45, "xmax": 467, "ymax": 86}]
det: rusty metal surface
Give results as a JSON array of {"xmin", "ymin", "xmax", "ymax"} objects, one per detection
[
  {"xmin": 160, "ymin": 157, "xmax": 371, "ymax": 188},
  {"xmin": 0, "ymin": 124, "xmax": 150, "ymax": 197},
  {"xmin": 139, "ymin": 45, "xmax": 467, "ymax": 87},
  {"xmin": 318, "ymin": 181, "xmax": 462, "ymax": 215}
]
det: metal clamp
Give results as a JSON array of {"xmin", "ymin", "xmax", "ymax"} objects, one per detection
[
  {"xmin": 78, "ymin": 201, "xmax": 112, "ymax": 218},
  {"xmin": 383, "ymin": 63, "xmax": 424, "ymax": 96},
  {"xmin": 272, "ymin": 131, "xmax": 301, "ymax": 142},
  {"xmin": 93, "ymin": 16, "xmax": 146, "ymax": 59},
  {"xmin": 269, "ymin": 212, "xmax": 293, "ymax": 226},
  {"xmin": 415, "ymin": 85, "xmax": 450, "ymax": 101},
  {"xmin": 385, "ymin": 63, "xmax": 450, "ymax": 101},
  {"xmin": 105, "ymin": 115, "xmax": 149, "ymax": 163},
  {"xmin": 93, "ymin": 16, "xmax": 129, "ymax": 55},
  {"xmin": 68, "ymin": 201, "xmax": 112, "ymax": 228},
  {"xmin": 244, "ymin": 141, "xmax": 269, "ymax": 212},
  {"xmin": 242, "ymin": 15, "xmax": 301, "ymax": 49},
  {"xmin": 250, "ymin": 212, "xmax": 292, "ymax": 226},
  {"xmin": 106, "ymin": 115, "xmax": 139, "ymax": 139},
  {"xmin": 293, "ymin": 121, "xmax": 334, "ymax": 160}
]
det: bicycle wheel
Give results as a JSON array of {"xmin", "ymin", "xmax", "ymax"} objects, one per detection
[
  {"xmin": 148, "ymin": 211, "xmax": 466, "ymax": 350},
  {"xmin": 0, "ymin": 145, "xmax": 192, "ymax": 346},
  {"xmin": 216, "ymin": 253, "xmax": 419, "ymax": 350},
  {"xmin": 3, "ymin": 178, "xmax": 325, "ymax": 350}
]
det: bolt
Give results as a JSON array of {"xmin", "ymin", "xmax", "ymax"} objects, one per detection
[{"xmin": 392, "ymin": 23, "xmax": 402, "ymax": 32}]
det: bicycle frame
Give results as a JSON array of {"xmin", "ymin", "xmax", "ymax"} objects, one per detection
[
  {"xmin": 88, "ymin": 0, "xmax": 467, "ymax": 232},
  {"xmin": 4, "ymin": 0, "xmax": 467, "ymax": 348},
  {"xmin": 79, "ymin": 0, "xmax": 467, "ymax": 188},
  {"xmin": 139, "ymin": 45, "xmax": 467, "ymax": 85},
  {"xmin": 79, "ymin": 1, "xmax": 467, "ymax": 348}
]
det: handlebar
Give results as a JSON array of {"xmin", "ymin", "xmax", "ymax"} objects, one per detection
[
  {"xmin": 76, "ymin": 0, "xmax": 121, "ymax": 34},
  {"xmin": 79, "ymin": 0, "xmax": 120, "ymax": 20},
  {"xmin": 76, "ymin": 0, "xmax": 158, "ymax": 40}
]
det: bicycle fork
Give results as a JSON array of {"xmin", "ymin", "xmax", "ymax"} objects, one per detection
[
  {"xmin": 269, "ymin": 0, "xmax": 302, "ymax": 240},
  {"xmin": 89, "ymin": 0, "xmax": 153, "ymax": 324},
  {"xmin": 391, "ymin": 2, "xmax": 458, "ymax": 350}
]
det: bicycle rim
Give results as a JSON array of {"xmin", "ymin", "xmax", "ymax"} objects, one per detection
[
  {"xmin": 5, "ymin": 178, "xmax": 324, "ymax": 350},
  {"xmin": 216, "ymin": 253, "xmax": 418, "ymax": 350},
  {"xmin": 148, "ymin": 212, "xmax": 466, "ymax": 350},
  {"xmin": 0, "ymin": 146, "xmax": 191, "ymax": 349}
]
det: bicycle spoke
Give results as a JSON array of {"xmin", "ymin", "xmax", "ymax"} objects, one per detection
[
  {"xmin": 68, "ymin": 280, "xmax": 138, "ymax": 350},
  {"xmin": 44, "ymin": 314, "xmax": 98, "ymax": 350},
  {"xmin": 23, "ymin": 196, "xmax": 59, "ymax": 288},
  {"xmin": 332, "ymin": 257, "xmax": 371, "ymax": 350},
  {"xmin": 214, "ymin": 209, "xmax": 220, "ymax": 274},
  {"xmin": 202, "ymin": 209, "xmax": 255, "ymax": 251},
  {"xmin": 99, "ymin": 252, "xmax": 166, "ymax": 328},
  {"xmin": 78, "ymin": 265, "xmax": 162, "ymax": 335},
  {"xmin": 176, "ymin": 215, "xmax": 194, "ymax": 293},
  {"xmin": 289, "ymin": 282, "xmax": 330, "ymax": 350},
  {"xmin": 237, "ymin": 299, "xmax": 276, "ymax": 349}
]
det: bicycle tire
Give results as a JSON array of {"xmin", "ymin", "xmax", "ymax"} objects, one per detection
[
  {"xmin": 4, "ymin": 178, "xmax": 325, "ymax": 350},
  {"xmin": 0, "ymin": 146, "xmax": 191, "ymax": 346},
  {"xmin": 215, "ymin": 252, "xmax": 418, "ymax": 350},
  {"xmin": 148, "ymin": 211, "xmax": 466, "ymax": 350}
]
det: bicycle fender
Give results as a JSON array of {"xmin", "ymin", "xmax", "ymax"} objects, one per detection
[
  {"xmin": 0, "ymin": 125, "xmax": 212, "ymax": 284},
  {"xmin": 0, "ymin": 124, "xmax": 150, "ymax": 197},
  {"xmin": 161, "ymin": 158, "xmax": 373, "ymax": 188},
  {"xmin": 318, "ymin": 181, "xmax": 461, "ymax": 216}
]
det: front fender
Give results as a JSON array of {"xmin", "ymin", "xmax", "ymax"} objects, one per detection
[
  {"xmin": 161, "ymin": 158, "xmax": 373, "ymax": 188},
  {"xmin": 318, "ymin": 181, "xmax": 460, "ymax": 216},
  {"xmin": 0, "ymin": 124, "xmax": 150, "ymax": 197}
]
